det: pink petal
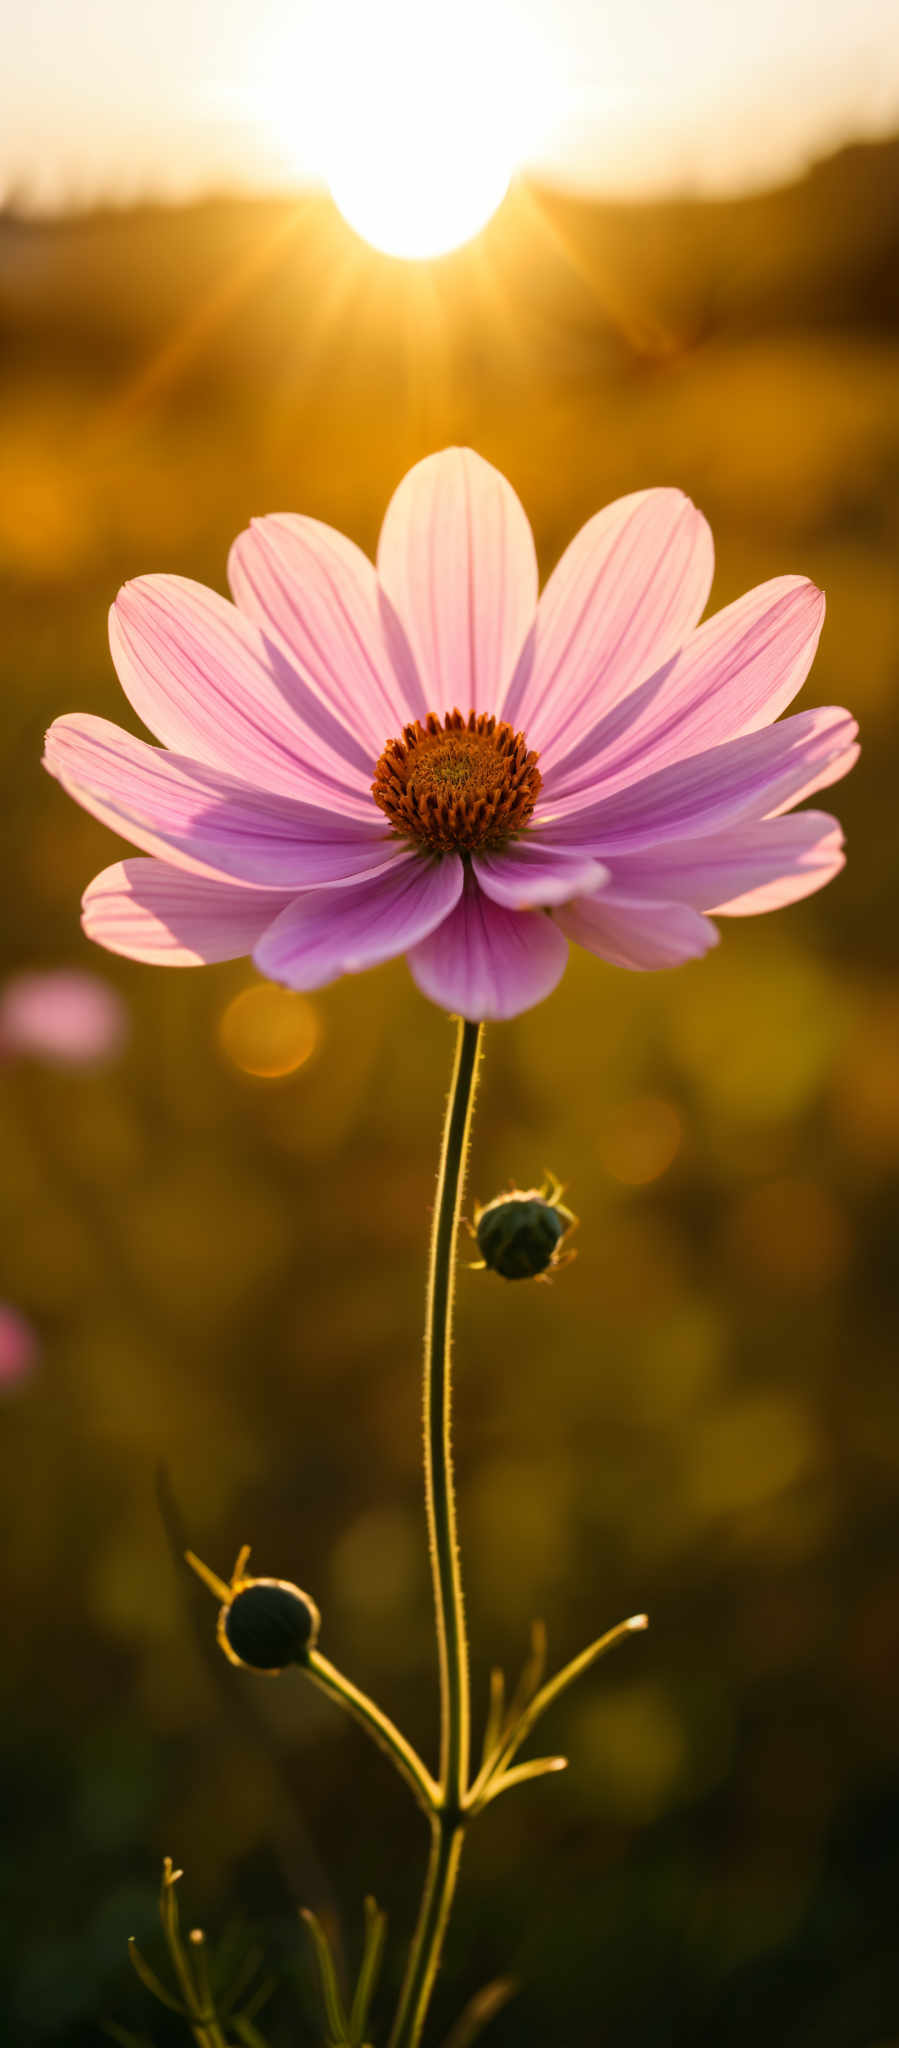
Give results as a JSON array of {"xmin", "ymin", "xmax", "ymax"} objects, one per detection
[
  {"xmin": 407, "ymin": 876, "xmax": 569, "ymax": 1020},
  {"xmin": 82, "ymin": 859, "xmax": 296, "ymax": 965},
  {"xmin": 606, "ymin": 811, "xmax": 845, "ymax": 916},
  {"xmin": 503, "ymin": 488, "xmax": 714, "ymax": 760},
  {"xmin": 111, "ymin": 576, "xmax": 374, "ymax": 815},
  {"xmin": 472, "ymin": 839, "xmax": 608, "ymax": 909},
  {"xmin": 556, "ymin": 890, "xmax": 719, "ymax": 971},
  {"xmin": 254, "ymin": 853, "xmax": 463, "ymax": 989},
  {"xmin": 228, "ymin": 514, "xmax": 429, "ymax": 757},
  {"xmin": 542, "ymin": 576, "xmax": 825, "ymax": 801},
  {"xmin": 538, "ymin": 707, "xmax": 858, "ymax": 852},
  {"xmin": 376, "ymin": 449, "xmax": 538, "ymax": 718},
  {"xmin": 44, "ymin": 715, "xmax": 401, "ymax": 889},
  {"xmin": 766, "ymin": 732, "xmax": 861, "ymax": 815}
]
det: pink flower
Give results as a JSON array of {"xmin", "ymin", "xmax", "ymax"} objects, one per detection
[
  {"xmin": 0, "ymin": 1305, "xmax": 39, "ymax": 1390},
  {"xmin": 43, "ymin": 451, "xmax": 857, "ymax": 1023},
  {"xmin": 0, "ymin": 968, "xmax": 128, "ymax": 1065}
]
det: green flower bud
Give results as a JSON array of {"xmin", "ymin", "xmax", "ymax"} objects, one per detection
[
  {"xmin": 185, "ymin": 1544, "xmax": 321, "ymax": 1675},
  {"xmin": 221, "ymin": 1578, "xmax": 321, "ymax": 1673},
  {"xmin": 472, "ymin": 1176, "xmax": 577, "ymax": 1281}
]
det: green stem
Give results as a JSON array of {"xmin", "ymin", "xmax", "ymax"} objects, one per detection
[
  {"xmin": 305, "ymin": 1649, "xmax": 439, "ymax": 1815},
  {"xmin": 388, "ymin": 1015, "xmax": 483, "ymax": 2048},
  {"xmin": 387, "ymin": 1818, "xmax": 465, "ymax": 2048},
  {"xmin": 425, "ymin": 1016, "xmax": 483, "ymax": 1806}
]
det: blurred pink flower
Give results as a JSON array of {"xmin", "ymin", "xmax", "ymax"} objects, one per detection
[
  {"xmin": 0, "ymin": 1305, "xmax": 39, "ymax": 1390},
  {"xmin": 44, "ymin": 450, "xmax": 857, "ymax": 1022},
  {"xmin": 0, "ymin": 968, "xmax": 127, "ymax": 1064}
]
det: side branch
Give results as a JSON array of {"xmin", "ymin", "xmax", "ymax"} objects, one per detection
[
  {"xmin": 469, "ymin": 1613, "xmax": 648, "ymax": 1807},
  {"xmin": 306, "ymin": 1650, "xmax": 440, "ymax": 1815}
]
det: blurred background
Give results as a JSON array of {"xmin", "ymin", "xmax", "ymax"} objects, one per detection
[{"xmin": 2, "ymin": 2, "xmax": 899, "ymax": 2043}]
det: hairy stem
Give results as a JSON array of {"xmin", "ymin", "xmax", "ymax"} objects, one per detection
[
  {"xmin": 389, "ymin": 1016, "xmax": 483, "ymax": 2048},
  {"xmin": 425, "ymin": 1016, "xmax": 483, "ymax": 1806}
]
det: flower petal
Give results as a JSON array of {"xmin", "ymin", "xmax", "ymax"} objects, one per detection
[
  {"xmin": 44, "ymin": 715, "xmax": 401, "ymax": 888},
  {"xmin": 82, "ymin": 859, "xmax": 295, "ymax": 964},
  {"xmin": 111, "ymin": 575, "xmax": 375, "ymax": 813},
  {"xmin": 606, "ymin": 811, "xmax": 845, "ymax": 916},
  {"xmin": 228, "ymin": 513, "xmax": 428, "ymax": 755},
  {"xmin": 254, "ymin": 853, "xmax": 463, "ymax": 988},
  {"xmin": 376, "ymin": 448, "xmax": 538, "ymax": 717},
  {"xmin": 407, "ymin": 876, "xmax": 569, "ymax": 1020},
  {"xmin": 503, "ymin": 488, "xmax": 714, "ymax": 759},
  {"xmin": 538, "ymin": 708, "xmax": 858, "ymax": 851},
  {"xmin": 556, "ymin": 890, "xmax": 719, "ymax": 971},
  {"xmin": 472, "ymin": 840, "xmax": 608, "ymax": 909},
  {"xmin": 542, "ymin": 576, "xmax": 826, "ymax": 801}
]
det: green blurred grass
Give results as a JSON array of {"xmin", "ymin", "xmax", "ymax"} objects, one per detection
[{"xmin": 2, "ymin": 140, "xmax": 899, "ymax": 2047}]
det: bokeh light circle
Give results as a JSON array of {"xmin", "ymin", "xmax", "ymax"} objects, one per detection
[{"xmin": 219, "ymin": 984, "xmax": 319, "ymax": 1079}]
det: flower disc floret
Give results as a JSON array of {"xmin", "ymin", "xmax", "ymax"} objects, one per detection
[{"xmin": 372, "ymin": 709, "xmax": 542, "ymax": 853}]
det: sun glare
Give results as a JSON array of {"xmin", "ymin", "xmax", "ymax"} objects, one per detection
[
  {"xmin": 265, "ymin": 0, "xmax": 552, "ymax": 260},
  {"xmin": 327, "ymin": 122, "xmax": 513, "ymax": 262}
]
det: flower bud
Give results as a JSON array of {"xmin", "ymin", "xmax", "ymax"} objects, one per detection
[
  {"xmin": 220, "ymin": 1577, "xmax": 321, "ymax": 1673},
  {"xmin": 185, "ymin": 1545, "xmax": 321, "ymax": 1675},
  {"xmin": 473, "ymin": 1177, "xmax": 577, "ymax": 1281}
]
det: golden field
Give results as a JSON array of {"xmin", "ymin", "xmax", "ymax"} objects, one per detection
[{"xmin": 2, "ymin": 139, "xmax": 899, "ymax": 2045}]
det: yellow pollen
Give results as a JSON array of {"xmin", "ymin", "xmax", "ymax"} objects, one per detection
[{"xmin": 372, "ymin": 710, "xmax": 542, "ymax": 854}]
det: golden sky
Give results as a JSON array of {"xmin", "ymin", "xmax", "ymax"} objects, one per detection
[{"xmin": 4, "ymin": 0, "xmax": 899, "ymax": 209}]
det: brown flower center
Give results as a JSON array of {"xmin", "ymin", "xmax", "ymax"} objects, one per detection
[{"xmin": 372, "ymin": 710, "xmax": 542, "ymax": 854}]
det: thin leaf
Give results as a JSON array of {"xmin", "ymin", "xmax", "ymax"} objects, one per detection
[
  {"xmin": 440, "ymin": 1977, "xmax": 517, "ymax": 2048},
  {"xmin": 102, "ymin": 2022, "xmax": 156, "ymax": 2048},
  {"xmin": 159, "ymin": 1860, "xmax": 183, "ymax": 1952},
  {"xmin": 472, "ymin": 1623, "xmax": 550, "ymax": 1800},
  {"xmin": 482, "ymin": 1756, "xmax": 568, "ymax": 1805},
  {"xmin": 506, "ymin": 1620, "xmax": 548, "ymax": 1727},
  {"xmin": 187, "ymin": 1930, "xmax": 218, "ymax": 2025},
  {"xmin": 479, "ymin": 1668, "xmax": 506, "ymax": 1772},
  {"xmin": 348, "ymin": 1897, "xmax": 387, "ymax": 2044},
  {"xmin": 232, "ymin": 2016, "xmax": 274, "ymax": 2048},
  {"xmin": 127, "ymin": 1939, "xmax": 187, "ymax": 2017},
  {"xmin": 301, "ymin": 1907, "xmax": 349, "ymax": 2043},
  {"xmin": 487, "ymin": 1613, "xmax": 647, "ymax": 1783},
  {"xmin": 160, "ymin": 1882, "xmax": 202, "ymax": 2016},
  {"xmin": 218, "ymin": 1944, "xmax": 265, "ymax": 2020},
  {"xmin": 184, "ymin": 1551, "xmax": 232, "ymax": 1604},
  {"xmin": 239, "ymin": 1974, "xmax": 276, "ymax": 2024}
]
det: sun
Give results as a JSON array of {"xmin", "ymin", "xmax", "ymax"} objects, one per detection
[
  {"xmin": 316, "ymin": 0, "xmax": 523, "ymax": 260},
  {"xmin": 326, "ymin": 114, "xmax": 513, "ymax": 262},
  {"xmin": 261, "ymin": 0, "xmax": 552, "ymax": 261}
]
